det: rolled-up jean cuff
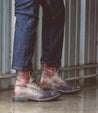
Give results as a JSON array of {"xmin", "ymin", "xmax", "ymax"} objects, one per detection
[
  {"xmin": 12, "ymin": 65, "xmax": 33, "ymax": 71},
  {"xmin": 41, "ymin": 59, "xmax": 61, "ymax": 68}
]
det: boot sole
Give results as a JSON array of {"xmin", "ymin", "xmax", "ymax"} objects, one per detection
[
  {"xmin": 58, "ymin": 89, "xmax": 82, "ymax": 94},
  {"xmin": 13, "ymin": 93, "xmax": 60, "ymax": 102}
]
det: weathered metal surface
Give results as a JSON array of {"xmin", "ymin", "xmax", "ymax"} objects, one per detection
[{"xmin": 0, "ymin": 0, "xmax": 12, "ymax": 74}]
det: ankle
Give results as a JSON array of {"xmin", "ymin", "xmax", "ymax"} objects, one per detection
[
  {"xmin": 42, "ymin": 61, "xmax": 57, "ymax": 73},
  {"xmin": 15, "ymin": 70, "xmax": 31, "ymax": 86}
]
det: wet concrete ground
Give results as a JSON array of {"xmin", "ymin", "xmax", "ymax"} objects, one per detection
[{"xmin": 0, "ymin": 79, "xmax": 98, "ymax": 113}]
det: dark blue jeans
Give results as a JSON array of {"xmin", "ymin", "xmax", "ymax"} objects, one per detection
[{"xmin": 12, "ymin": 0, "xmax": 65, "ymax": 71}]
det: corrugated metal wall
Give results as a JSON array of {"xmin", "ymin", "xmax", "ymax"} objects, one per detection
[
  {"xmin": 0, "ymin": 0, "xmax": 98, "ymax": 80},
  {"xmin": 60, "ymin": 0, "xmax": 98, "ymax": 79}
]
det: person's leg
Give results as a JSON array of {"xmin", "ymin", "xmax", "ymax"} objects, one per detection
[
  {"xmin": 12, "ymin": 0, "xmax": 60, "ymax": 102},
  {"xmin": 12, "ymin": 0, "xmax": 39, "ymax": 71},
  {"xmin": 39, "ymin": 0, "xmax": 81, "ymax": 93},
  {"xmin": 41, "ymin": 0, "xmax": 65, "ymax": 67}
]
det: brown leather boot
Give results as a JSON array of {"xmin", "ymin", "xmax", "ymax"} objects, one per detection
[
  {"xmin": 39, "ymin": 61, "xmax": 81, "ymax": 94},
  {"xmin": 13, "ymin": 71, "xmax": 60, "ymax": 102}
]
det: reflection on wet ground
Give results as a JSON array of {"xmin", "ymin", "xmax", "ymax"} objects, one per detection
[{"xmin": 0, "ymin": 78, "xmax": 98, "ymax": 113}]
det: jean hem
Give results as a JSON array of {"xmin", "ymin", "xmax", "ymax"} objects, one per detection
[
  {"xmin": 41, "ymin": 59, "xmax": 61, "ymax": 68},
  {"xmin": 12, "ymin": 65, "xmax": 33, "ymax": 71}
]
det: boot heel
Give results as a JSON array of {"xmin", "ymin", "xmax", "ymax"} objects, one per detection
[{"xmin": 13, "ymin": 97, "xmax": 28, "ymax": 102}]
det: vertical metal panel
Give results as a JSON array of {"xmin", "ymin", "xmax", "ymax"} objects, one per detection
[
  {"xmin": 0, "ymin": 0, "xmax": 11, "ymax": 74},
  {"xmin": 61, "ymin": 0, "xmax": 66, "ymax": 67},
  {"xmin": 64, "ymin": 0, "xmax": 69, "ymax": 67},
  {"xmin": 33, "ymin": 6, "xmax": 43, "ymax": 70},
  {"xmin": 75, "ymin": 0, "xmax": 79, "ymax": 66},
  {"xmin": 94, "ymin": 0, "xmax": 97, "ymax": 62},
  {"xmin": 0, "ymin": 0, "xmax": 2, "ymax": 72},
  {"xmin": 96, "ymin": 0, "xmax": 98, "ymax": 74},
  {"xmin": 80, "ymin": 0, "xmax": 86, "ymax": 65},
  {"xmin": 79, "ymin": 0, "xmax": 86, "ymax": 78},
  {"xmin": 61, "ymin": 27, "xmax": 66, "ymax": 67},
  {"xmin": 10, "ymin": 0, "xmax": 15, "ymax": 73},
  {"xmin": 68, "ymin": 0, "xmax": 71, "ymax": 67},
  {"xmin": 89, "ymin": 0, "xmax": 95, "ymax": 63}
]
